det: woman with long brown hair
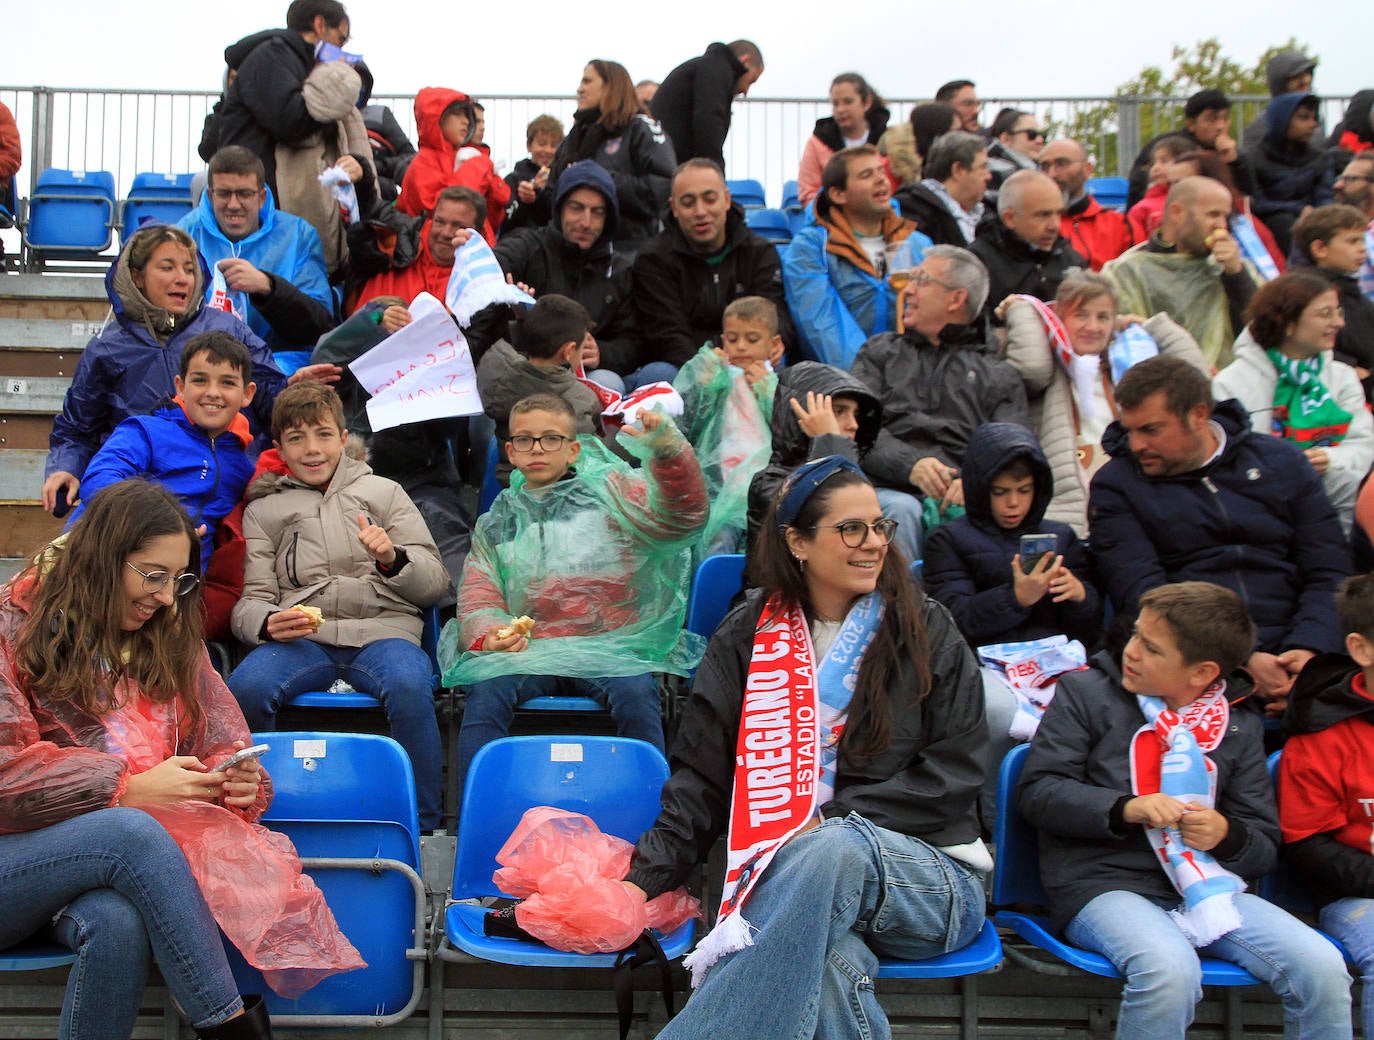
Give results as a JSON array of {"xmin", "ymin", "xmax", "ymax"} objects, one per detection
[
  {"xmin": 546, "ymin": 58, "xmax": 677, "ymax": 252},
  {"xmin": 0, "ymin": 479, "xmax": 362, "ymax": 1040},
  {"xmin": 624, "ymin": 455, "xmax": 989, "ymax": 1038}
]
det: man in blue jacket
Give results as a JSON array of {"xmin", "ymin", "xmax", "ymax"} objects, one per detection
[
  {"xmin": 1088, "ymin": 355, "xmax": 1352, "ymax": 713},
  {"xmin": 179, "ymin": 146, "xmax": 336, "ymax": 350},
  {"xmin": 783, "ymin": 146, "xmax": 931, "ymax": 368}
]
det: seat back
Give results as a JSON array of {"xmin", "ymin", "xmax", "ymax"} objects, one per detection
[
  {"xmin": 128, "ymin": 171, "xmax": 196, "ymax": 199},
  {"xmin": 453, "ymin": 735, "xmax": 669, "ymax": 899},
  {"xmin": 685, "ymin": 553, "xmax": 746, "ymax": 640},
  {"xmin": 24, "ymin": 168, "xmax": 117, "ymax": 254},
  {"xmin": 726, "ymin": 178, "xmax": 766, "ymax": 209},
  {"xmin": 227, "ymin": 732, "xmax": 424, "ymax": 1020},
  {"xmin": 990, "ymin": 742, "xmax": 1048, "ymax": 907},
  {"xmin": 780, "ymin": 179, "xmax": 801, "ymax": 213},
  {"xmin": 1087, "ymin": 176, "xmax": 1129, "ymax": 211},
  {"xmin": 744, "ymin": 207, "xmax": 793, "ymax": 243}
]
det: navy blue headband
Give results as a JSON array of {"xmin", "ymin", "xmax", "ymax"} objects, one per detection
[{"xmin": 776, "ymin": 455, "xmax": 865, "ymax": 530}]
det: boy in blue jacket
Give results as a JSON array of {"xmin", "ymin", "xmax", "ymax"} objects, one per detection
[{"xmin": 67, "ymin": 330, "xmax": 256, "ymax": 570}]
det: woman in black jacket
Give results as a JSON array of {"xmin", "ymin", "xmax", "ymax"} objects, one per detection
[
  {"xmin": 625, "ymin": 456, "xmax": 988, "ymax": 1040},
  {"xmin": 547, "ymin": 59, "xmax": 676, "ymax": 254}
]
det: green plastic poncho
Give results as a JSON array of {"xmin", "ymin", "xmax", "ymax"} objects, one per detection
[
  {"xmin": 673, "ymin": 344, "xmax": 775, "ymax": 559},
  {"xmin": 1103, "ymin": 247, "xmax": 1261, "ymax": 370},
  {"xmin": 441, "ymin": 415, "xmax": 710, "ymax": 686}
]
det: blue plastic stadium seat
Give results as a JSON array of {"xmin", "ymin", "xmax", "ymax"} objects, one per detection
[
  {"xmin": 288, "ymin": 606, "xmax": 441, "ymax": 710},
  {"xmin": 0, "ymin": 940, "xmax": 77, "ymax": 972},
  {"xmin": 225, "ymin": 732, "xmax": 426, "ymax": 1025},
  {"xmin": 992, "ymin": 743, "xmax": 1258, "ymax": 985},
  {"xmin": 726, "ymin": 178, "xmax": 767, "ymax": 209},
  {"xmin": 121, "ymin": 171, "xmax": 195, "ymax": 240},
  {"xmin": 685, "ymin": 553, "xmax": 745, "ymax": 641},
  {"xmin": 876, "ymin": 918, "xmax": 1002, "ymax": 978},
  {"xmin": 781, "ymin": 179, "xmax": 801, "ymax": 213},
  {"xmin": 745, "ymin": 207, "xmax": 793, "ymax": 244},
  {"xmin": 440, "ymin": 735, "xmax": 694, "ymax": 968},
  {"xmin": 1087, "ymin": 176, "xmax": 1129, "ymax": 212},
  {"xmin": 23, "ymin": 168, "xmax": 118, "ymax": 257},
  {"xmin": 478, "ymin": 436, "xmax": 501, "ymax": 515}
]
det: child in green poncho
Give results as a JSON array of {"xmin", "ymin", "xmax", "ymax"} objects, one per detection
[{"xmin": 673, "ymin": 296, "xmax": 784, "ymax": 558}]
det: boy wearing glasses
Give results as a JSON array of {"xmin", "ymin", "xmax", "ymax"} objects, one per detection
[
  {"xmin": 228, "ymin": 382, "xmax": 449, "ymax": 831},
  {"xmin": 446, "ymin": 392, "xmax": 708, "ymax": 807}
]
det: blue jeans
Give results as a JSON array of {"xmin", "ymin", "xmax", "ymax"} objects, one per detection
[
  {"xmin": 457, "ymin": 673, "xmax": 663, "ymax": 805},
  {"xmin": 0, "ymin": 808, "xmax": 242, "ymax": 1038},
  {"xmin": 586, "ymin": 369, "xmax": 627, "ymax": 396},
  {"xmin": 1066, "ymin": 890, "xmax": 1352, "ymax": 1040},
  {"xmin": 623, "ymin": 361, "xmax": 680, "ymax": 392},
  {"xmin": 228, "ymin": 638, "xmax": 443, "ymax": 830},
  {"xmin": 658, "ymin": 813, "xmax": 986, "ymax": 1040},
  {"xmin": 873, "ymin": 487, "xmax": 923, "ymax": 564},
  {"xmin": 1321, "ymin": 897, "xmax": 1374, "ymax": 1039}
]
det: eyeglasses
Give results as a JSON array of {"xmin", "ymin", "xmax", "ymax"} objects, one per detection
[
  {"xmin": 509, "ymin": 434, "xmax": 571, "ymax": 453},
  {"xmin": 210, "ymin": 188, "xmax": 261, "ymax": 204},
  {"xmin": 126, "ymin": 562, "xmax": 200, "ymax": 598},
  {"xmin": 809, "ymin": 518, "xmax": 899, "ymax": 548},
  {"xmin": 1014, "ymin": 128, "xmax": 1045, "ymax": 141},
  {"xmin": 912, "ymin": 269, "xmax": 959, "ymax": 291}
]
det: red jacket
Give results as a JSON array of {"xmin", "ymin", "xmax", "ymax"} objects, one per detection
[
  {"xmin": 397, "ymin": 87, "xmax": 510, "ymax": 245},
  {"xmin": 0, "ymin": 102, "xmax": 20, "ymax": 182},
  {"xmin": 352, "ymin": 222, "xmax": 454, "ymax": 310},
  {"xmin": 1060, "ymin": 195, "xmax": 1136, "ymax": 272}
]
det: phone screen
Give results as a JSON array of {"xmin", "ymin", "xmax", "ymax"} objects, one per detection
[{"xmin": 1019, "ymin": 534, "xmax": 1057, "ymax": 574}]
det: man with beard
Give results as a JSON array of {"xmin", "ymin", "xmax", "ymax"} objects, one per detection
[
  {"xmin": 1040, "ymin": 138, "xmax": 1136, "ymax": 271},
  {"xmin": 1334, "ymin": 154, "xmax": 1374, "ymax": 301}
]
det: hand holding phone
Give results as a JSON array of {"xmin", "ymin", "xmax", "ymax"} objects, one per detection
[
  {"xmin": 1018, "ymin": 533, "xmax": 1057, "ymax": 574},
  {"xmin": 215, "ymin": 743, "xmax": 270, "ymax": 772}
]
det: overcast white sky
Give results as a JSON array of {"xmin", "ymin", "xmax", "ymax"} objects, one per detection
[{"xmin": 6, "ymin": 0, "xmax": 1367, "ymax": 100}]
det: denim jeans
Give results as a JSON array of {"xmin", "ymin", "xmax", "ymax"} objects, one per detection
[
  {"xmin": 1321, "ymin": 897, "xmax": 1374, "ymax": 1039},
  {"xmin": 657, "ymin": 813, "xmax": 986, "ymax": 1040},
  {"xmin": 1066, "ymin": 889, "xmax": 1352, "ymax": 1040},
  {"xmin": 0, "ymin": 808, "xmax": 242, "ymax": 1038},
  {"xmin": 873, "ymin": 487, "xmax": 923, "ymax": 564},
  {"xmin": 228, "ymin": 637, "xmax": 443, "ymax": 830},
  {"xmin": 456, "ymin": 673, "xmax": 663, "ymax": 805},
  {"xmin": 623, "ymin": 361, "xmax": 680, "ymax": 392}
]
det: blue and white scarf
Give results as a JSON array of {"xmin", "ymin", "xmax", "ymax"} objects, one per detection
[{"xmin": 444, "ymin": 233, "xmax": 535, "ymax": 327}]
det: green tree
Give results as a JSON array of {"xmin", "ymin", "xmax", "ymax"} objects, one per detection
[{"xmin": 1045, "ymin": 38, "xmax": 1312, "ymax": 176}]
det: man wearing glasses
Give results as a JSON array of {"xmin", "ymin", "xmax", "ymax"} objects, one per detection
[
  {"xmin": 970, "ymin": 170, "xmax": 1085, "ymax": 319},
  {"xmin": 179, "ymin": 146, "xmax": 335, "ymax": 351},
  {"xmin": 1334, "ymin": 155, "xmax": 1374, "ymax": 302},
  {"xmin": 1038, "ymin": 138, "xmax": 1136, "ymax": 272}
]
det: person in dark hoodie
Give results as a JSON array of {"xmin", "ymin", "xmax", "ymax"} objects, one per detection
[
  {"xmin": 924, "ymin": 422, "xmax": 1100, "ymax": 651},
  {"xmin": 547, "ymin": 59, "xmax": 676, "ymax": 254},
  {"xmin": 796, "ymin": 73, "xmax": 890, "ymax": 206},
  {"xmin": 1280, "ymin": 572, "xmax": 1374, "ymax": 1040},
  {"xmin": 466, "ymin": 160, "xmax": 638, "ymax": 388},
  {"xmin": 214, "ymin": 0, "xmax": 353, "ymax": 197},
  {"xmin": 362, "ymin": 103, "xmax": 417, "ymax": 203},
  {"xmin": 650, "ymin": 41, "xmax": 764, "ymax": 174},
  {"xmin": 744, "ymin": 361, "xmax": 921, "ymax": 564},
  {"xmin": 632, "ymin": 158, "xmax": 795, "ymax": 375},
  {"xmin": 1245, "ymin": 91, "xmax": 1335, "ymax": 255},
  {"xmin": 1240, "ymin": 49, "xmax": 1318, "ymax": 150},
  {"xmin": 1328, "ymin": 90, "xmax": 1374, "ymax": 166}
]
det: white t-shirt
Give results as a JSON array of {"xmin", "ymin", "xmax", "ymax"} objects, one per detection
[{"xmin": 857, "ymin": 233, "xmax": 887, "ymax": 277}]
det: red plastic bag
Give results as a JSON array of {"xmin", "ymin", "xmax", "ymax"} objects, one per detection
[{"xmin": 494, "ymin": 807, "xmax": 700, "ymax": 954}]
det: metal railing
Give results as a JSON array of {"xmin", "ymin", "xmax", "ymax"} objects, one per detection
[{"xmin": 0, "ymin": 85, "xmax": 1352, "ymax": 248}]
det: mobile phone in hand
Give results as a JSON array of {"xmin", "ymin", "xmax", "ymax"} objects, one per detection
[
  {"xmin": 1019, "ymin": 533, "xmax": 1058, "ymax": 574},
  {"xmin": 216, "ymin": 744, "xmax": 270, "ymax": 771}
]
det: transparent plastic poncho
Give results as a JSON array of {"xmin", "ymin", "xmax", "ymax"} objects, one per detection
[
  {"xmin": 442, "ymin": 415, "xmax": 709, "ymax": 685},
  {"xmin": 673, "ymin": 345, "xmax": 775, "ymax": 559}
]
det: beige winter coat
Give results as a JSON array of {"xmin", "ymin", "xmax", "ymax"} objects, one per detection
[
  {"xmin": 231, "ymin": 451, "xmax": 449, "ymax": 648},
  {"xmin": 1004, "ymin": 300, "xmax": 1210, "ymax": 535}
]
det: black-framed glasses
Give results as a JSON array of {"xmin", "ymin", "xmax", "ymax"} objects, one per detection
[
  {"xmin": 1015, "ymin": 128, "xmax": 1045, "ymax": 141},
  {"xmin": 509, "ymin": 434, "xmax": 571, "ymax": 453},
  {"xmin": 809, "ymin": 518, "xmax": 899, "ymax": 548},
  {"xmin": 210, "ymin": 188, "xmax": 261, "ymax": 204},
  {"xmin": 126, "ymin": 562, "xmax": 200, "ymax": 598}
]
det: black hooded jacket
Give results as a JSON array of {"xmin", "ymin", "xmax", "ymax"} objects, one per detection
[
  {"xmin": 650, "ymin": 43, "xmax": 747, "ymax": 173},
  {"xmin": 1328, "ymin": 90, "xmax": 1374, "ymax": 162},
  {"xmin": 970, "ymin": 219, "xmax": 1086, "ymax": 318},
  {"xmin": 631, "ymin": 203, "xmax": 794, "ymax": 368},
  {"xmin": 923, "ymin": 422, "xmax": 1100, "ymax": 647},
  {"xmin": 745, "ymin": 362, "xmax": 881, "ymax": 552}
]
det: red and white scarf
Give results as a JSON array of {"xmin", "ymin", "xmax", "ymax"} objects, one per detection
[{"xmin": 1014, "ymin": 294, "xmax": 1107, "ymax": 421}]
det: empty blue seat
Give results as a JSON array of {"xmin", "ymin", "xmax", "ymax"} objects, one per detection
[
  {"xmin": 225, "ymin": 732, "xmax": 426, "ymax": 1025},
  {"xmin": 439, "ymin": 735, "xmax": 694, "ymax": 968},
  {"xmin": 1087, "ymin": 176, "xmax": 1129, "ymax": 212},
  {"xmin": 121, "ymin": 172, "xmax": 195, "ymax": 240},
  {"xmin": 992, "ymin": 743, "xmax": 1258, "ymax": 986},
  {"xmin": 23, "ymin": 168, "xmax": 117, "ymax": 257},
  {"xmin": 685, "ymin": 553, "xmax": 745, "ymax": 641},
  {"xmin": 745, "ymin": 207, "xmax": 793, "ymax": 244},
  {"xmin": 726, "ymin": 178, "xmax": 766, "ymax": 209},
  {"xmin": 781, "ymin": 179, "xmax": 801, "ymax": 213}
]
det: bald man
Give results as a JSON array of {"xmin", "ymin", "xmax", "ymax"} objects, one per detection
[
  {"xmin": 1038, "ymin": 138, "xmax": 1136, "ymax": 271},
  {"xmin": 1103, "ymin": 176, "xmax": 1264, "ymax": 368},
  {"xmin": 969, "ymin": 169, "xmax": 1085, "ymax": 317}
]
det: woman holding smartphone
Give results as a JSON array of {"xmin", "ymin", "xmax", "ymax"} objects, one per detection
[{"xmin": 0, "ymin": 479, "xmax": 361, "ymax": 1040}]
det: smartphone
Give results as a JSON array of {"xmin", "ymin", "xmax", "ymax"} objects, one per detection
[
  {"xmin": 1019, "ymin": 533, "xmax": 1058, "ymax": 574},
  {"xmin": 215, "ymin": 744, "xmax": 270, "ymax": 772}
]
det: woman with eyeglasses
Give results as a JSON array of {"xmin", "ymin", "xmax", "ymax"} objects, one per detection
[
  {"xmin": 0, "ymin": 479, "xmax": 363, "ymax": 1040},
  {"xmin": 42, "ymin": 224, "xmax": 289, "ymax": 521},
  {"xmin": 986, "ymin": 107, "xmax": 1045, "ymax": 206},
  {"xmin": 1214, "ymin": 271, "xmax": 1374, "ymax": 534},
  {"xmin": 797, "ymin": 73, "xmax": 891, "ymax": 205},
  {"xmin": 624, "ymin": 454, "xmax": 989, "ymax": 1040}
]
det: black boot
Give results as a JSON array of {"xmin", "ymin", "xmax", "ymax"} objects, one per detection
[{"xmin": 197, "ymin": 995, "xmax": 274, "ymax": 1039}]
